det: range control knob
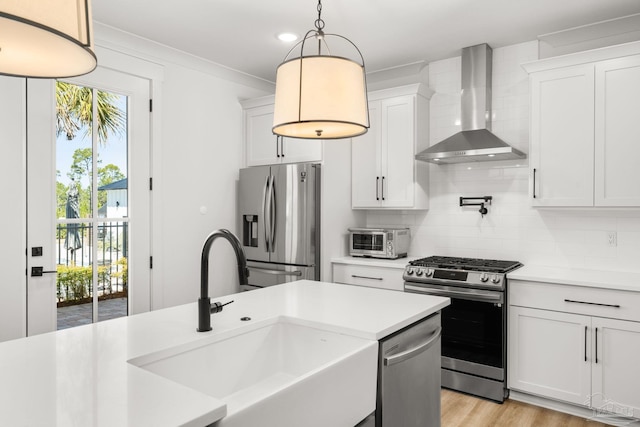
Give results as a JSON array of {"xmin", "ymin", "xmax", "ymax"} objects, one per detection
[
  {"xmin": 425, "ymin": 268, "xmax": 434, "ymax": 277},
  {"xmin": 480, "ymin": 273, "xmax": 489, "ymax": 283},
  {"xmin": 491, "ymin": 275, "xmax": 501, "ymax": 284},
  {"xmin": 406, "ymin": 267, "xmax": 415, "ymax": 275},
  {"xmin": 415, "ymin": 268, "xmax": 424, "ymax": 277}
]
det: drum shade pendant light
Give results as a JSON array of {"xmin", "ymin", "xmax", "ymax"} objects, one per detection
[
  {"xmin": 273, "ymin": 0, "xmax": 369, "ymax": 139},
  {"xmin": 0, "ymin": 0, "xmax": 96, "ymax": 78}
]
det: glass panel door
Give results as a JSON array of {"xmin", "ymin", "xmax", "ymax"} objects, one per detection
[{"xmin": 55, "ymin": 82, "xmax": 129, "ymax": 329}]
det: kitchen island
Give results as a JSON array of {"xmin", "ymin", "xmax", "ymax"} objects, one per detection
[{"xmin": 0, "ymin": 280, "xmax": 449, "ymax": 426}]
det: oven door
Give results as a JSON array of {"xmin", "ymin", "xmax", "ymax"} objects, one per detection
[
  {"xmin": 350, "ymin": 232, "xmax": 386, "ymax": 257},
  {"xmin": 404, "ymin": 283, "xmax": 505, "ymax": 381}
]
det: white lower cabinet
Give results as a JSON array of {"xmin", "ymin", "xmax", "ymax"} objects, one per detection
[
  {"xmin": 509, "ymin": 281, "xmax": 640, "ymax": 418},
  {"xmin": 332, "ymin": 262, "xmax": 404, "ymax": 292},
  {"xmin": 509, "ymin": 306, "xmax": 591, "ymax": 405},
  {"xmin": 590, "ymin": 317, "xmax": 640, "ymax": 417}
]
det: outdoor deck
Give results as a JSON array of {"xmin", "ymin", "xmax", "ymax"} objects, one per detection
[{"xmin": 57, "ymin": 297, "xmax": 128, "ymax": 330}]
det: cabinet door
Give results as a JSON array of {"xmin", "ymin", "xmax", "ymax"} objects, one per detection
[
  {"xmin": 245, "ymin": 104, "xmax": 279, "ymax": 166},
  {"xmin": 594, "ymin": 55, "xmax": 640, "ymax": 206},
  {"xmin": 281, "ymin": 136, "xmax": 322, "ymax": 165},
  {"xmin": 591, "ymin": 318, "xmax": 640, "ymax": 418},
  {"xmin": 530, "ymin": 65, "xmax": 595, "ymax": 206},
  {"xmin": 509, "ymin": 306, "xmax": 591, "ymax": 405},
  {"xmin": 381, "ymin": 95, "xmax": 415, "ymax": 208},
  {"xmin": 352, "ymin": 101, "xmax": 382, "ymax": 208}
]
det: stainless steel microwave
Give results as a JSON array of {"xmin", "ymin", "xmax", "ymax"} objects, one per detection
[{"xmin": 349, "ymin": 228, "xmax": 410, "ymax": 259}]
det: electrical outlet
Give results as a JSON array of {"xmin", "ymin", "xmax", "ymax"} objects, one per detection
[{"xmin": 607, "ymin": 231, "xmax": 617, "ymax": 247}]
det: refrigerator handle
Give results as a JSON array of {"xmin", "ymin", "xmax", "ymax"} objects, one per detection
[
  {"xmin": 269, "ymin": 175, "xmax": 276, "ymax": 251},
  {"xmin": 262, "ymin": 175, "xmax": 271, "ymax": 252}
]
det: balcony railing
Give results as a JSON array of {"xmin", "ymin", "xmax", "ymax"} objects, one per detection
[{"xmin": 56, "ymin": 222, "xmax": 128, "ymax": 306}]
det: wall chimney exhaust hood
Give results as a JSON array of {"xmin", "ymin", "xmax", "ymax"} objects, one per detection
[{"xmin": 415, "ymin": 44, "xmax": 526, "ymax": 164}]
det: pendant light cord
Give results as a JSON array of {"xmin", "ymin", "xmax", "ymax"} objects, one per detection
[
  {"xmin": 315, "ymin": 0, "xmax": 325, "ymax": 32},
  {"xmin": 314, "ymin": 0, "xmax": 325, "ymax": 55}
]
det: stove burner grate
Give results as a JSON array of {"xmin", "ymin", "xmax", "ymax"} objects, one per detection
[{"xmin": 409, "ymin": 256, "xmax": 522, "ymax": 274}]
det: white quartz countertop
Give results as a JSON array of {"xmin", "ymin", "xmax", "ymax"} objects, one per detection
[
  {"xmin": 0, "ymin": 280, "xmax": 448, "ymax": 427},
  {"xmin": 331, "ymin": 256, "xmax": 418, "ymax": 269},
  {"xmin": 509, "ymin": 265, "xmax": 640, "ymax": 292}
]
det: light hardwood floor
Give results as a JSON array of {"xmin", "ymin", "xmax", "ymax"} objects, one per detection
[{"xmin": 441, "ymin": 389, "xmax": 613, "ymax": 427}]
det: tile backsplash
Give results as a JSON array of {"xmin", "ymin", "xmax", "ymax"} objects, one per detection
[{"xmin": 366, "ymin": 41, "xmax": 640, "ymax": 273}]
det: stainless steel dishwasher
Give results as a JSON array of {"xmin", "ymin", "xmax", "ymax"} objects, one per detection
[{"xmin": 376, "ymin": 312, "xmax": 442, "ymax": 427}]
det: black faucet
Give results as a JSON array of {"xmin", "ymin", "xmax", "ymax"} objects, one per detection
[{"xmin": 197, "ymin": 229, "xmax": 249, "ymax": 332}]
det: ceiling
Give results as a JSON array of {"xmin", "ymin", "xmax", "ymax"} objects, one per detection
[{"xmin": 92, "ymin": 0, "xmax": 640, "ymax": 83}]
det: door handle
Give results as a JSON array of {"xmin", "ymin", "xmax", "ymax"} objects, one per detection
[
  {"xmin": 31, "ymin": 267, "xmax": 57, "ymax": 277},
  {"xmin": 269, "ymin": 175, "xmax": 276, "ymax": 251},
  {"xmin": 384, "ymin": 327, "xmax": 442, "ymax": 366},
  {"xmin": 262, "ymin": 175, "xmax": 271, "ymax": 252},
  {"xmin": 532, "ymin": 168, "xmax": 537, "ymax": 199},
  {"xmin": 247, "ymin": 266, "xmax": 302, "ymax": 276},
  {"xmin": 405, "ymin": 285, "xmax": 503, "ymax": 304}
]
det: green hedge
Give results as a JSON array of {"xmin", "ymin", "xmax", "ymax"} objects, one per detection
[{"xmin": 56, "ymin": 259, "xmax": 127, "ymax": 305}]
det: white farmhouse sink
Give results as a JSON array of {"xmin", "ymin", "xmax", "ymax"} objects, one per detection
[{"xmin": 129, "ymin": 318, "xmax": 377, "ymax": 427}]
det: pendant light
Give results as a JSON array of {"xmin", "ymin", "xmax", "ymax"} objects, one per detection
[
  {"xmin": 0, "ymin": 0, "xmax": 97, "ymax": 78},
  {"xmin": 273, "ymin": 0, "xmax": 369, "ymax": 139}
]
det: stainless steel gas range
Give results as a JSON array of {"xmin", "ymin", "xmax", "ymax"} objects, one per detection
[{"xmin": 403, "ymin": 256, "xmax": 522, "ymax": 402}]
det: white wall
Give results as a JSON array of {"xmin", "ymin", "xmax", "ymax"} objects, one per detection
[
  {"xmin": 321, "ymin": 141, "xmax": 366, "ymax": 280},
  {"xmin": 91, "ymin": 25, "xmax": 274, "ymax": 308},
  {"xmin": 0, "ymin": 77, "xmax": 27, "ymax": 341},
  {"xmin": 366, "ymin": 41, "xmax": 640, "ymax": 273}
]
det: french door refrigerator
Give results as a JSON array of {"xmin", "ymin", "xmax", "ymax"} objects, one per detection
[{"xmin": 238, "ymin": 163, "xmax": 320, "ymax": 291}]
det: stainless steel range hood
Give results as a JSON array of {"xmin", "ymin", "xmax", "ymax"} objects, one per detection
[{"xmin": 416, "ymin": 44, "xmax": 526, "ymax": 164}]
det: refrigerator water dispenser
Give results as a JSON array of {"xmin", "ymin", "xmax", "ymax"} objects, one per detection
[{"xmin": 243, "ymin": 215, "xmax": 258, "ymax": 247}]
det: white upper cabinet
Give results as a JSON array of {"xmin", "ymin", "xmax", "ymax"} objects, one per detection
[
  {"xmin": 242, "ymin": 96, "xmax": 322, "ymax": 167},
  {"xmin": 529, "ymin": 65, "xmax": 595, "ymax": 206},
  {"xmin": 351, "ymin": 84, "xmax": 431, "ymax": 210},
  {"xmin": 524, "ymin": 42, "xmax": 640, "ymax": 207},
  {"xmin": 594, "ymin": 56, "xmax": 640, "ymax": 206}
]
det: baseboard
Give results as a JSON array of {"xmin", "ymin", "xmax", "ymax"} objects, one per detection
[{"xmin": 509, "ymin": 390, "xmax": 640, "ymax": 426}]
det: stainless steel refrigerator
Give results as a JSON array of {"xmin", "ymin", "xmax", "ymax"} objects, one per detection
[{"xmin": 238, "ymin": 163, "xmax": 320, "ymax": 291}]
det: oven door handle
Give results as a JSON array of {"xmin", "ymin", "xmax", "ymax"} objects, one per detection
[
  {"xmin": 247, "ymin": 266, "xmax": 303, "ymax": 277},
  {"xmin": 384, "ymin": 327, "xmax": 442, "ymax": 366},
  {"xmin": 404, "ymin": 284, "xmax": 503, "ymax": 303}
]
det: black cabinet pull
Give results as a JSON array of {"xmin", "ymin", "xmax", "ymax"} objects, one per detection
[
  {"xmin": 376, "ymin": 177, "xmax": 380, "ymax": 200},
  {"xmin": 351, "ymin": 275, "xmax": 383, "ymax": 281},
  {"xmin": 381, "ymin": 176, "xmax": 385, "ymax": 201},
  {"xmin": 564, "ymin": 299, "xmax": 620, "ymax": 308},
  {"xmin": 584, "ymin": 326, "xmax": 587, "ymax": 362},
  {"xmin": 532, "ymin": 168, "xmax": 537, "ymax": 199},
  {"xmin": 280, "ymin": 136, "xmax": 285, "ymax": 158},
  {"xmin": 595, "ymin": 327, "xmax": 599, "ymax": 364},
  {"xmin": 276, "ymin": 136, "xmax": 280, "ymax": 158}
]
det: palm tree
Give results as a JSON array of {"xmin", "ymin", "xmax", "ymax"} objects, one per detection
[{"xmin": 55, "ymin": 81, "xmax": 125, "ymax": 144}]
